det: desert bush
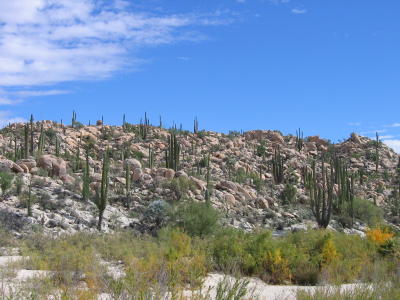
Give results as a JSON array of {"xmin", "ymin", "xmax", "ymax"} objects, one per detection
[
  {"xmin": 171, "ymin": 201, "xmax": 219, "ymax": 237},
  {"xmin": 163, "ymin": 177, "xmax": 196, "ymax": 201},
  {"xmin": 0, "ymin": 171, "xmax": 14, "ymax": 195},
  {"xmin": 352, "ymin": 198, "xmax": 383, "ymax": 226},
  {"xmin": 142, "ymin": 200, "xmax": 171, "ymax": 231},
  {"xmin": 280, "ymin": 183, "xmax": 297, "ymax": 204}
]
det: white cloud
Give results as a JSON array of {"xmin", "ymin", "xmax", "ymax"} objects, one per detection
[
  {"xmin": 385, "ymin": 123, "xmax": 400, "ymax": 128},
  {"xmin": 380, "ymin": 135, "xmax": 396, "ymax": 140},
  {"xmin": 383, "ymin": 139, "xmax": 400, "ymax": 153},
  {"xmin": 0, "ymin": 0, "xmax": 230, "ymax": 104},
  {"xmin": 0, "ymin": 111, "xmax": 25, "ymax": 128},
  {"xmin": 291, "ymin": 8, "xmax": 307, "ymax": 14}
]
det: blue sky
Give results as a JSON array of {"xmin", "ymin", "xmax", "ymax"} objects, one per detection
[{"xmin": 1, "ymin": 0, "xmax": 400, "ymax": 150}]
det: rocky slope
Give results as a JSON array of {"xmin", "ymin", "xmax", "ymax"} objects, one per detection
[{"xmin": 0, "ymin": 120, "xmax": 398, "ymax": 236}]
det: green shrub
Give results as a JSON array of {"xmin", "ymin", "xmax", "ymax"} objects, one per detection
[
  {"xmin": 163, "ymin": 177, "xmax": 196, "ymax": 201},
  {"xmin": 280, "ymin": 183, "xmax": 297, "ymax": 204},
  {"xmin": 0, "ymin": 171, "xmax": 14, "ymax": 195},
  {"xmin": 352, "ymin": 198, "xmax": 383, "ymax": 226},
  {"xmin": 172, "ymin": 201, "xmax": 219, "ymax": 237}
]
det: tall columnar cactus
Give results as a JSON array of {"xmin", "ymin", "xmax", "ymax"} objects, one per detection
[
  {"xmin": 27, "ymin": 178, "xmax": 32, "ymax": 217},
  {"xmin": 29, "ymin": 114, "xmax": 34, "ymax": 155},
  {"xmin": 205, "ymin": 153, "xmax": 211, "ymax": 204},
  {"xmin": 14, "ymin": 135, "xmax": 18, "ymax": 162},
  {"xmin": 74, "ymin": 146, "xmax": 81, "ymax": 172},
  {"xmin": 148, "ymin": 145, "xmax": 154, "ymax": 169},
  {"xmin": 375, "ymin": 132, "xmax": 380, "ymax": 173},
  {"xmin": 122, "ymin": 114, "xmax": 126, "ymax": 132},
  {"xmin": 165, "ymin": 133, "xmax": 180, "ymax": 171},
  {"xmin": 295, "ymin": 128, "xmax": 304, "ymax": 152},
  {"xmin": 71, "ymin": 110, "xmax": 77, "ymax": 129},
  {"xmin": 95, "ymin": 150, "xmax": 109, "ymax": 231},
  {"xmin": 82, "ymin": 147, "xmax": 91, "ymax": 201},
  {"xmin": 55, "ymin": 136, "xmax": 60, "ymax": 157},
  {"xmin": 272, "ymin": 148, "xmax": 284, "ymax": 184},
  {"xmin": 194, "ymin": 117, "xmax": 199, "ymax": 134},
  {"xmin": 159, "ymin": 115, "xmax": 163, "ymax": 128},
  {"xmin": 37, "ymin": 124, "xmax": 45, "ymax": 155},
  {"xmin": 125, "ymin": 163, "xmax": 131, "ymax": 197},
  {"xmin": 139, "ymin": 112, "xmax": 150, "ymax": 140},
  {"xmin": 24, "ymin": 124, "xmax": 29, "ymax": 159},
  {"xmin": 304, "ymin": 160, "xmax": 333, "ymax": 228}
]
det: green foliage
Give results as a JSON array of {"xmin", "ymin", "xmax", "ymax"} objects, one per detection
[
  {"xmin": 272, "ymin": 148, "xmax": 284, "ymax": 184},
  {"xmin": 163, "ymin": 177, "xmax": 196, "ymax": 201},
  {"xmin": 15, "ymin": 175, "xmax": 23, "ymax": 196},
  {"xmin": 94, "ymin": 150, "xmax": 109, "ymax": 231},
  {"xmin": 296, "ymin": 128, "xmax": 304, "ymax": 152},
  {"xmin": 171, "ymin": 201, "xmax": 219, "ymax": 237},
  {"xmin": 0, "ymin": 171, "xmax": 14, "ymax": 195},
  {"xmin": 350, "ymin": 198, "xmax": 383, "ymax": 226},
  {"xmin": 256, "ymin": 141, "xmax": 267, "ymax": 157},
  {"xmin": 280, "ymin": 183, "xmax": 297, "ymax": 205},
  {"xmin": 215, "ymin": 277, "xmax": 250, "ymax": 300},
  {"xmin": 165, "ymin": 133, "xmax": 180, "ymax": 171},
  {"xmin": 82, "ymin": 147, "xmax": 91, "ymax": 201}
]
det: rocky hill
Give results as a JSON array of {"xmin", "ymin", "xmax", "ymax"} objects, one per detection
[{"xmin": 0, "ymin": 120, "xmax": 398, "ymax": 236}]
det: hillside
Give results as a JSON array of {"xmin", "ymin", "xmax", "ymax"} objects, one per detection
[{"xmin": 0, "ymin": 119, "xmax": 398, "ymax": 236}]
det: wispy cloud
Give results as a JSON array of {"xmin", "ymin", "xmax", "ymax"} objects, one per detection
[
  {"xmin": 383, "ymin": 139, "xmax": 400, "ymax": 153},
  {"xmin": 360, "ymin": 129, "xmax": 387, "ymax": 135},
  {"xmin": 291, "ymin": 8, "xmax": 307, "ymax": 14},
  {"xmin": 0, "ymin": 0, "xmax": 232, "ymax": 104},
  {"xmin": 0, "ymin": 111, "xmax": 25, "ymax": 127},
  {"xmin": 348, "ymin": 122, "xmax": 361, "ymax": 126},
  {"xmin": 384, "ymin": 123, "xmax": 400, "ymax": 128},
  {"xmin": 380, "ymin": 135, "xmax": 396, "ymax": 140}
]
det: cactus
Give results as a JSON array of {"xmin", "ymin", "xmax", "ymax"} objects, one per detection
[
  {"xmin": 55, "ymin": 136, "xmax": 60, "ymax": 157},
  {"xmin": 74, "ymin": 146, "xmax": 81, "ymax": 172},
  {"xmin": 304, "ymin": 160, "xmax": 333, "ymax": 228},
  {"xmin": 82, "ymin": 147, "xmax": 91, "ymax": 201},
  {"xmin": 139, "ymin": 112, "xmax": 150, "ymax": 140},
  {"xmin": 295, "ymin": 128, "xmax": 304, "ymax": 152},
  {"xmin": 375, "ymin": 132, "xmax": 380, "ymax": 173},
  {"xmin": 159, "ymin": 115, "xmax": 163, "ymax": 128},
  {"xmin": 29, "ymin": 114, "xmax": 34, "ymax": 155},
  {"xmin": 165, "ymin": 133, "xmax": 180, "ymax": 171},
  {"xmin": 125, "ymin": 163, "xmax": 131, "ymax": 196},
  {"xmin": 122, "ymin": 114, "xmax": 126, "ymax": 132},
  {"xmin": 13, "ymin": 135, "xmax": 17, "ymax": 162},
  {"xmin": 37, "ymin": 124, "xmax": 45, "ymax": 155},
  {"xmin": 95, "ymin": 150, "xmax": 109, "ymax": 231},
  {"xmin": 272, "ymin": 148, "xmax": 284, "ymax": 184},
  {"xmin": 24, "ymin": 124, "xmax": 29, "ymax": 159},
  {"xmin": 71, "ymin": 110, "xmax": 77, "ymax": 128},
  {"xmin": 27, "ymin": 178, "xmax": 32, "ymax": 217},
  {"xmin": 148, "ymin": 145, "xmax": 154, "ymax": 169},
  {"xmin": 194, "ymin": 117, "xmax": 199, "ymax": 134},
  {"xmin": 205, "ymin": 153, "xmax": 211, "ymax": 204}
]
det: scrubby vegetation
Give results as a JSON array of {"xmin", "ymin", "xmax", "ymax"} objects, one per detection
[{"xmin": 0, "ymin": 209, "xmax": 398, "ymax": 299}]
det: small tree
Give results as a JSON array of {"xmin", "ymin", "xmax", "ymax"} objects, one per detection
[
  {"xmin": 0, "ymin": 171, "xmax": 14, "ymax": 196},
  {"xmin": 94, "ymin": 150, "xmax": 109, "ymax": 231}
]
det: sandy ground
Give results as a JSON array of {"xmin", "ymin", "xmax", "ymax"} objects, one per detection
[{"xmin": 0, "ymin": 255, "xmax": 364, "ymax": 300}]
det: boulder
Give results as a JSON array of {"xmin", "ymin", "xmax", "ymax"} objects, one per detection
[
  {"xmin": 124, "ymin": 158, "xmax": 142, "ymax": 170},
  {"xmin": 16, "ymin": 159, "xmax": 36, "ymax": 171},
  {"xmin": 37, "ymin": 155, "xmax": 67, "ymax": 179},
  {"xmin": 216, "ymin": 180, "xmax": 238, "ymax": 192},
  {"xmin": 0, "ymin": 158, "xmax": 24, "ymax": 173}
]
